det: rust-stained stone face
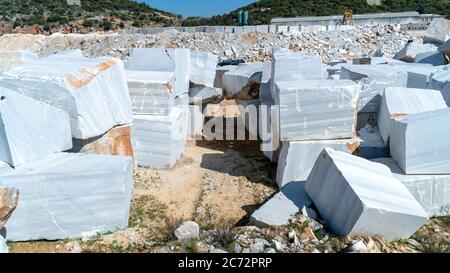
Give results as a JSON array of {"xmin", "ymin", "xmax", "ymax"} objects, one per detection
[{"xmin": 0, "ymin": 188, "xmax": 19, "ymax": 229}]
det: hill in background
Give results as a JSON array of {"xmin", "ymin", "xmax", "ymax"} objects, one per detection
[{"xmin": 182, "ymin": 0, "xmax": 450, "ymax": 26}]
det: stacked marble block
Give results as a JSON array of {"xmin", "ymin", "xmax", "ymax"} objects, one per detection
[
  {"xmin": 126, "ymin": 48, "xmax": 191, "ymax": 169},
  {"xmin": 271, "ymin": 48, "xmax": 361, "ymax": 189},
  {"xmin": 0, "ymin": 53, "xmax": 135, "ymax": 241}
]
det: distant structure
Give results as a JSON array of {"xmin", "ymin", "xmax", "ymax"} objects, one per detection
[
  {"xmin": 271, "ymin": 12, "xmax": 444, "ymax": 27},
  {"xmin": 66, "ymin": 0, "xmax": 81, "ymax": 6},
  {"xmin": 367, "ymin": 0, "xmax": 381, "ymax": 5}
]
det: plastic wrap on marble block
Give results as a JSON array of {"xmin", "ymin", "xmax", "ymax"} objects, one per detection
[
  {"xmin": 378, "ymin": 87, "xmax": 446, "ymax": 145},
  {"xmin": 249, "ymin": 181, "xmax": 312, "ymax": 228},
  {"xmin": 126, "ymin": 48, "xmax": 190, "ymax": 96},
  {"xmin": 189, "ymin": 86, "xmax": 223, "ymax": 105},
  {"xmin": 0, "ymin": 57, "xmax": 133, "ymax": 140},
  {"xmin": 0, "ymin": 87, "xmax": 72, "ymax": 167},
  {"xmin": 414, "ymin": 51, "xmax": 447, "ymax": 66},
  {"xmin": 277, "ymin": 80, "xmax": 359, "ymax": 141},
  {"xmin": 190, "ymin": 50, "xmax": 218, "ymax": 87},
  {"xmin": 358, "ymin": 125, "xmax": 389, "ymax": 160},
  {"xmin": 372, "ymin": 158, "xmax": 450, "ymax": 217},
  {"xmin": 0, "ymin": 51, "xmax": 38, "ymax": 73},
  {"xmin": 271, "ymin": 48, "xmax": 323, "ymax": 104},
  {"xmin": 423, "ymin": 18, "xmax": 450, "ymax": 44},
  {"xmin": 390, "ymin": 108, "xmax": 450, "ymax": 175},
  {"xmin": 428, "ymin": 67, "xmax": 450, "ymax": 105},
  {"xmin": 223, "ymin": 63, "xmax": 263, "ymax": 99},
  {"xmin": 276, "ymin": 138, "xmax": 360, "ymax": 188},
  {"xmin": 306, "ymin": 148, "xmax": 428, "ymax": 240},
  {"xmin": 0, "ymin": 153, "xmax": 133, "ymax": 241},
  {"xmin": 132, "ymin": 107, "xmax": 188, "ymax": 169},
  {"xmin": 393, "ymin": 42, "xmax": 438, "ymax": 62},
  {"xmin": 214, "ymin": 65, "xmax": 237, "ymax": 89},
  {"xmin": 126, "ymin": 69, "xmax": 178, "ymax": 115}
]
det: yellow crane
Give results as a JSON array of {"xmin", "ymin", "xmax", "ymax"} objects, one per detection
[{"xmin": 341, "ymin": 10, "xmax": 354, "ymax": 25}]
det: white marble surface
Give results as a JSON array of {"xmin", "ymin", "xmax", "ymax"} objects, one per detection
[
  {"xmin": 222, "ymin": 62, "xmax": 263, "ymax": 99},
  {"xmin": 190, "ymin": 50, "xmax": 218, "ymax": 87}
]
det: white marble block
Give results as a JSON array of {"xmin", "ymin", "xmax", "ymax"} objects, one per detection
[
  {"xmin": 132, "ymin": 107, "xmax": 188, "ymax": 169},
  {"xmin": 428, "ymin": 67, "xmax": 450, "ymax": 105},
  {"xmin": 0, "ymin": 51, "xmax": 38, "ymax": 73},
  {"xmin": 393, "ymin": 42, "xmax": 438, "ymax": 62},
  {"xmin": 190, "ymin": 50, "xmax": 218, "ymax": 87},
  {"xmin": 390, "ymin": 108, "xmax": 450, "ymax": 175},
  {"xmin": 0, "ymin": 57, "xmax": 133, "ymax": 140},
  {"xmin": 373, "ymin": 158, "xmax": 450, "ymax": 217},
  {"xmin": 378, "ymin": 87, "xmax": 447, "ymax": 145},
  {"xmin": 277, "ymin": 80, "xmax": 359, "ymax": 141},
  {"xmin": 358, "ymin": 125, "xmax": 389, "ymax": 160},
  {"xmin": 0, "ymin": 87, "xmax": 72, "ymax": 167},
  {"xmin": 0, "ymin": 153, "xmax": 133, "ymax": 241},
  {"xmin": 305, "ymin": 148, "xmax": 428, "ymax": 241},
  {"xmin": 276, "ymin": 138, "xmax": 360, "ymax": 188},
  {"xmin": 423, "ymin": 18, "xmax": 450, "ymax": 44},
  {"xmin": 223, "ymin": 63, "xmax": 263, "ymax": 99}
]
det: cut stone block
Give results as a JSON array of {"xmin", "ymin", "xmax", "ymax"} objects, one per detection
[
  {"xmin": 358, "ymin": 124, "xmax": 389, "ymax": 160},
  {"xmin": 378, "ymin": 87, "xmax": 446, "ymax": 145},
  {"xmin": 70, "ymin": 124, "xmax": 134, "ymax": 160},
  {"xmin": 0, "ymin": 187, "xmax": 19, "ymax": 229},
  {"xmin": 277, "ymin": 80, "xmax": 359, "ymax": 141},
  {"xmin": 340, "ymin": 64, "xmax": 408, "ymax": 112},
  {"xmin": 0, "ymin": 51, "xmax": 38, "ymax": 73},
  {"xmin": 438, "ymin": 39, "xmax": 450, "ymax": 55},
  {"xmin": 236, "ymin": 99, "xmax": 260, "ymax": 140},
  {"xmin": 373, "ymin": 158, "xmax": 450, "ymax": 217},
  {"xmin": 189, "ymin": 86, "xmax": 223, "ymax": 105},
  {"xmin": 223, "ymin": 63, "xmax": 263, "ymax": 99},
  {"xmin": 423, "ymin": 18, "xmax": 450, "ymax": 44},
  {"xmin": 260, "ymin": 105, "xmax": 280, "ymax": 162},
  {"xmin": 305, "ymin": 148, "xmax": 428, "ymax": 241},
  {"xmin": 357, "ymin": 112, "xmax": 377, "ymax": 131},
  {"xmin": 0, "ymin": 87, "xmax": 72, "ymax": 167},
  {"xmin": 126, "ymin": 48, "xmax": 190, "ymax": 96},
  {"xmin": 132, "ymin": 107, "xmax": 188, "ymax": 169},
  {"xmin": 276, "ymin": 138, "xmax": 360, "ymax": 188},
  {"xmin": 190, "ymin": 50, "xmax": 218, "ymax": 87},
  {"xmin": 402, "ymin": 64, "xmax": 442, "ymax": 89},
  {"xmin": 390, "ymin": 108, "xmax": 450, "ymax": 175},
  {"xmin": 428, "ymin": 67, "xmax": 450, "ymax": 105},
  {"xmin": 414, "ymin": 51, "xmax": 446, "ymax": 66},
  {"xmin": 187, "ymin": 105, "xmax": 204, "ymax": 138},
  {"xmin": 259, "ymin": 61, "xmax": 273, "ymax": 105},
  {"xmin": 271, "ymin": 48, "xmax": 323, "ymax": 103},
  {"xmin": 249, "ymin": 181, "xmax": 312, "ymax": 228},
  {"xmin": 393, "ymin": 42, "xmax": 438, "ymax": 62},
  {"xmin": 214, "ymin": 65, "xmax": 237, "ymax": 89},
  {"xmin": 0, "ymin": 153, "xmax": 133, "ymax": 241},
  {"xmin": 0, "ymin": 57, "xmax": 133, "ymax": 140}
]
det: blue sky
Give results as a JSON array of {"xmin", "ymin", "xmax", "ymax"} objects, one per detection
[{"xmin": 139, "ymin": 0, "xmax": 257, "ymax": 18}]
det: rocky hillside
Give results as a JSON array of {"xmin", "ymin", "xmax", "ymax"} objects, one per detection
[
  {"xmin": 0, "ymin": 0, "xmax": 181, "ymax": 34},
  {"xmin": 183, "ymin": 0, "xmax": 450, "ymax": 26}
]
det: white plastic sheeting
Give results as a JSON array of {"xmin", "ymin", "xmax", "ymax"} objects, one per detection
[
  {"xmin": 190, "ymin": 50, "xmax": 218, "ymax": 87},
  {"xmin": 373, "ymin": 158, "xmax": 450, "ymax": 217},
  {"xmin": 306, "ymin": 148, "xmax": 428, "ymax": 241},
  {"xmin": 390, "ymin": 108, "xmax": 450, "ymax": 175},
  {"xmin": 378, "ymin": 87, "xmax": 447, "ymax": 145},
  {"xmin": 276, "ymin": 137, "xmax": 360, "ymax": 188},
  {"xmin": 132, "ymin": 107, "xmax": 188, "ymax": 169},
  {"xmin": 0, "ymin": 153, "xmax": 133, "ymax": 241},
  {"xmin": 0, "ymin": 51, "xmax": 38, "ymax": 73},
  {"xmin": 0, "ymin": 57, "xmax": 133, "ymax": 140},
  {"xmin": 277, "ymin": 80, "xmax": 359, "ymax": 141},
  {"xmin": 0, "ymin": 87, "xmax": 72, "ymax": 167}
]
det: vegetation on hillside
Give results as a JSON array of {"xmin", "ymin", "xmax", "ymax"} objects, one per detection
[
  {"xmin": 182, "ymin": 0, "xmax": 450, "ymax": 26},
  {"xmin": 0, "ymin": 0, "xmax": 180, "ymax": 33}
]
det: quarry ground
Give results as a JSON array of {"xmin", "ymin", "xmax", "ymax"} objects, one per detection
[{"xmin": 7, "ymin": 136, "xmax": 450, "ymax": 253}]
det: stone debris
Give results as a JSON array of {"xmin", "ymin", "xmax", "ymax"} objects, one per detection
[
  {"xmin": 175, "ymin": 221, "xmax": 200, "ymax": 241},
  {"xmin": 377, "ymin": 87, "xmax": 447, "ymax": 145},
  {"xmin": 0, "ymin": 87, "xmax": 72, "ymax": 167},
  {"xmin": 276, "ymin": 138, "xmax": 360, "ymax": 188},
  {"xmin": 0, "ymin": 50, "xmax": 38, "ymax": 73},
  {"xmin": 0, "ymin": 56, "xmax": 133, "ymax": 139},
  {"xmin": 223, "ymin": 63, "xmax": 263, "ymax": 99},
  {"xmin": 390, "ymin": 108, "xmax": 450, "ymax": 175},
  {"xmin": 277, "ymin": 80, "xmax": 359, "ymax": 141},
  {"xmin": 372, "ymin": 158, "xmax": 450, "ymax": 217},
  {"xmin": 423, "ymin": 18, "xmax": 450, "ymax": 45},
  {"xmin": 393, "ymin": 42, "xmax": 438, "ymax": 62},
  {"xmin": 0, "ymin": 153, "xmax": 133, "ymax": 241},
  {"xmin": 305, "ymin": 148, "xmax": 428, "ymax": 241},
  {"xmin": 249, "ymin": 181, "xmax": 312, "ymax": 227}
]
